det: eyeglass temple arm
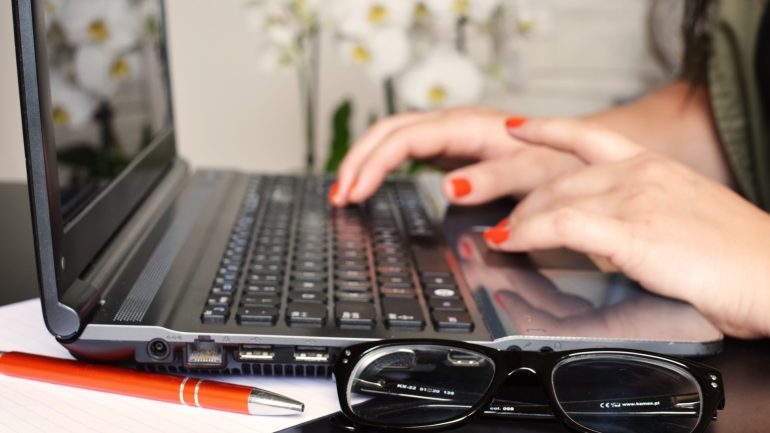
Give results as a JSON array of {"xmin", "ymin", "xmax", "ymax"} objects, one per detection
[{"xmin": 484, "ymin": 393, "xmax": 701, "ymax": 419}]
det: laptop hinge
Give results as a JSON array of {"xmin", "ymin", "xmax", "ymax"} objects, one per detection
[{"xmin": 47, "ymin": 278, "xmax": 99, "ymax": 342}]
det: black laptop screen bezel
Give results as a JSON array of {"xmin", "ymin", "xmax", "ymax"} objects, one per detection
[{"xmin": 13, "ymin": 0, "xmax": 177, "ymax": 322}]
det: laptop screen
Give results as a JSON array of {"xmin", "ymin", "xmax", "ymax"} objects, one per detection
[{"xmin": 41, "ymin": 0, "xmax": 171, "ymax": 222}]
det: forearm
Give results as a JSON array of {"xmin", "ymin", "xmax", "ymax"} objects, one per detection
[{"xmin": 585, "ymin": 81, "xmax": 735, "ymax": 185}]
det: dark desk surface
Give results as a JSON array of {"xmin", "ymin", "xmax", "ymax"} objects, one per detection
[{"xmin": 1, "ymin": 182, "xmax": 769, "ymax": 432}]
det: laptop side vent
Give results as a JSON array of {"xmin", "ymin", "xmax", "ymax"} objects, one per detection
[
  {"xmin": 113, "ymin": 185, "xmax": 212, "ymax": 322},
  {"xmin": 137, "ymin": 363, "xmax": 332, "ymax": 378}
]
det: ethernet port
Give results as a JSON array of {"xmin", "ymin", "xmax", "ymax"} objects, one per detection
[{"xmin": 185, "ymin": 340, "xmax": 224, "ymax": 369}]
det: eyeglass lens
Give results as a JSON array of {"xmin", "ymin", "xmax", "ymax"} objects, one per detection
[
  {"xmin": 552, "ymin": 354, "xmax": 702, "ymax": 433},
  {"xmin": 345, "ymin": 344, "xmax": 496, "ymax": 427}
]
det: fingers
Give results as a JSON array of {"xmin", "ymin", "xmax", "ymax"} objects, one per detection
[
  {"xmin": 509, "ymin": 162, "xmax": 627, "ymax": 220},
  {"xmin": 506, "ymin": 117, "xmax": 644, "ymax": 164},
  {"xmin": 442, "ymin": 147, "xmax": 583, "ymax": 203},
  {"xmin": 334, "ymin": 111, "xmax": 433, "ymax": 205},
  {"xmin": 338, "ymin": 108, "xmax": 516, "ymax": 204},
  {"xmin": 484, "ymin": 207, "xmax": 638, "ymax": 271}
]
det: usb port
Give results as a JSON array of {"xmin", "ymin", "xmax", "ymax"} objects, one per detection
[
  {"xmin": 237, "ymin": 345, "xmax": 275, "ymax": 362},
  {"xmin": 185, "ymin": 341, "xmax": 224, "ymax": 368},
  {"xmin": 293, "ymin": 347, "xmax": 329, "ymax": 363}
]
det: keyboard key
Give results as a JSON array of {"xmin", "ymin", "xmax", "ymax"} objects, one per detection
[
  {"xmin": 252, "ymin": 253, "xmax": 283, "ymax": 264},
  {"xmin": 287, "ymin": 304, "xmax": 327, "ymax": 327},
  {"xmin": 376, "ymin": 266, "xmax": 411, "ymax": 276},
  {"xmin": 376, "ymin": 256, "xmax": 409, "ymax": 267},
  {"xmin": 294, "ymin": 260, "xmax": 326, "ymax": 272},
  {"xmin": 336, "ymin": 302, "xmax": 376, "ymax": 329},
  {"xmin": 211, "ymin": 282, "xmax": 236, "ymax": 294},
  {"xmin": 248, "ymin": 273, "xmax": 281, "ymax": 284},
  {"xmin": 290, "ymin": 280, "xmax": 327, "ymax": 292},
  {"xmin": 202, "ymin": 306, "xmax": 229, "ymax": 324},
  {"xmin": 429, "ymin": 298, "xmax": 466, "ymax": 311},
  {"xmin": 335, "ymin": 280, "xmax": 371, "ymax": 292},
  {"xmin": 336, "ymin": 260, "xmax": 369, "ymax": 271},
  {"xmin": 432, "ymin": 311, "xmax": 473, "ymax": 332},
  {"xmin": 295, "ymin": 251, "xmax": 324, "ymax": 261},
  {"xmin": 289, "ymin": 292, "xmax": 328, "ymax": 304},
  {"xmin": 250, "ymin": 263, "xmax": 282, "ymax": 273},
  {"xmin": 379, "ymin": 276, "xmax": 413, "ymax": 288},
  {"xmin": 335, "ymin": 269, "xmax": 370, "ymax": 281},
  {"xmin": 237, "ymin": 306, "xmax": 278, "ymax": 326},
  {"xmin": 206, "ymin": 295, "xmax": 232, "ymax": 307},
  {"xmin": 380, "ymin": 287, "xmax": 417, "ymax": 298},
  {"xmin": 245, "ymin": 284, "xmax": 282, "ymax": 294},
  {"xmin": 335, "ymin": 291, "xmax": 374, "ymax": 303},
  {"xmin": 425, "ymin": 286, "xmax": 460, "ymax": 299},
  {"xmin": 291, "ymin": 271, "xmax": 326, "ymax": 282},
  {"xmin": 422, "ymin": 275, "xmax": 456, "ymax": 287},
  {"xmin": 382, "ymin": 298, "xmax": 425, "ymax": 330},
  {"xmin": 241, "ymin": 294, "xmax": 281, "ymax": 308}
]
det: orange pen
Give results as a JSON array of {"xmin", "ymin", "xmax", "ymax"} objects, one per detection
[{"xmin": 0, "ymin": 351, "xmax": 304, "ymax": 415}]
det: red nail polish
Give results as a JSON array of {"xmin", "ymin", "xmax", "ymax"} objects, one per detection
[
  {"xmin": 493, "ymin": 218, "xmax": 509, "ymax": 230},
  {"xmin": 483, "ymin": 227, "xmax": 510, "ymax": 245},
  {"xmin": 328, "ymin": 181, "xmax": 340, "ymax": 204},
  {"xmin": 450, "ymin": 178, "xmax": 472, "ymax": 198},
  {"xmin": 505, "ymin": 117, "xmax": 527, "ymax": 128}
]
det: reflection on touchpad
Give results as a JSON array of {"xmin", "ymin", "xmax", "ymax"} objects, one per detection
[
  {"xmin": 452, "ymin": 230, "xmax": 723, "ymax": 352},
  {"xmin": 526, "ymin": 249, "xmax": 599, "ymax": 270}
]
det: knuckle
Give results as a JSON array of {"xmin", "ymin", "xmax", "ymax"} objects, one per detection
[
  {"xmin": 553, "ymin": 207, "xmax": 582, "ymax": 236},
  {"xmin": 547, "ymin": 172, "xmax": 576, "ymax": 195}
]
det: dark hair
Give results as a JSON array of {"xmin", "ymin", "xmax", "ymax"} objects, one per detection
[{"xmin": 682, "ymin": 0, "xmax": 714, "ymax": 84}]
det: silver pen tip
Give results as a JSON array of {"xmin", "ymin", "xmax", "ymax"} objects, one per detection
[{"xmin": 248, "ymin": 389, "xmax": 305, "ymax": 415}]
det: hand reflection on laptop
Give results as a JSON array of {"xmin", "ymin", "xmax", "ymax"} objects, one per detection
[{"xmin": 456, "ymin": 233, "xmax": 717, "ymax": 341}]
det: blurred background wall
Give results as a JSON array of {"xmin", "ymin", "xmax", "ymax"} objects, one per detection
[{"xmin": 0, "ymin": 0, "xmax": 675, "ymax": 182}]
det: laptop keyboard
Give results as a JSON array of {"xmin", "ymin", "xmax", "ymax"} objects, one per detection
[{"xmin": 201, "ymin": 176, "xmax": 474, "ymax": 333}]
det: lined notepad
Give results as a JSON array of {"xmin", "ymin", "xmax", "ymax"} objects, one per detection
[{"xmin": 0, "ymin": 300, "xmax": 340, "ymax": 433}]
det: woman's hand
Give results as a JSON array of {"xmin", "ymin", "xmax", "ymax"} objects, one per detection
[
  {"xmin": 483, "ymin": 117, "xmax": 770, "ymax": 339},
  {"xmin": 331, "ymin": 107, "xmax": 583, "ymax": 206}
]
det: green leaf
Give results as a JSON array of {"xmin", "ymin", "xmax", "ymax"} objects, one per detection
[{"xmin": 324, "ymin": 99, "xmax": 353, "ymax": 174}]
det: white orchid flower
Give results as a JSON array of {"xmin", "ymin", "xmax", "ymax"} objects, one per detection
[
  {"xmin": 258, "ymin": 44, "xmax": 301, "ymax": 73},
  {"xmin": 49, "ymin": 71, "xmax": 97, "ymax": 128},
  {"xmin": 339, "ymin": 27, "xmax": 411, "ymax": 81},
  {"xmin": 399, "ymin": 46, "xmax": 483, "ymax": 109},
  {"xmin": 58, "ymin": 0, "xmax": 141, "ymax": 52},
  {"xmin": 511, "ymin": 0, "xmax": 552, "ymax": 36},
  {"xmin": 74, "ymin": 45, "xmax": 142, "ymax": 99},
  {"xmin": 332, "ymin": 0, "xmax": 415, "ymax": 37},
  {"xmin": 244, "ymin": 0, "xmax": 303, "ymax": 46},
  {"xmin": 424, "ymin": 0, "xmax": 502, "ymax": 24}
]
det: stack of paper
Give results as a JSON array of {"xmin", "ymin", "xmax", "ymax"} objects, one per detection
[{"xmin": 0, "ymin": 300, "xmax": 340, "ymax": 433}]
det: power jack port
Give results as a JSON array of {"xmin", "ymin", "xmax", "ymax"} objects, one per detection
[{"xmin": 148, "ymin": 339, "xmax": 170, "ymax": 360}]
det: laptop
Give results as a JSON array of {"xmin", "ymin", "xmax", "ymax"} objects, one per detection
[{"xmin": 11, "ymin": 0, "xmax": 722, "ymax": 376}]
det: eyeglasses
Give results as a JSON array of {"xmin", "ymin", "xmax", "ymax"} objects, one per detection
[{"xmin": 333, "ymin": 340, "xmax": 724, "ymax": 433}]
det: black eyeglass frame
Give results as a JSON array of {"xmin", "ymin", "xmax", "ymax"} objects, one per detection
[{"xmin": 333, "ymin": 339, "xmax": 725, "ymax": 432}]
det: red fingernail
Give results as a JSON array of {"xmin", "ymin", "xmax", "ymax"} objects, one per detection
[
  {"xmin": 328, "ymin": 181, "xmax": 340, "ymax": 204},
  {"xmin": 505, "ymin": 117, "xmax": 527, "ymax": 128},
  {"xmin": 450, "ymin": 178, "xmax": 472, "ymax": 198},
  {"xmin": 483, "ymin": 227, "xmax": 510, "ymax": 245},
  {"xmin": 493, "ymin": 218, "xmax": 509, "ymax": 230}
]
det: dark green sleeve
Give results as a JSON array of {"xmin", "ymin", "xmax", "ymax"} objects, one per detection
[{"xmin": 708, "ymin": 0, "xmax": 770, "ymax": 208}]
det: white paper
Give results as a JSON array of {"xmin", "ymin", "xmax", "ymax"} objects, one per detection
[{"xmin": 0, "ymin": 300, "xmax": 340, "ymax": 433}]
